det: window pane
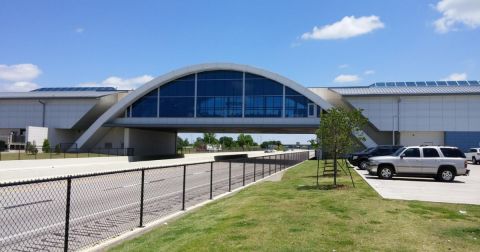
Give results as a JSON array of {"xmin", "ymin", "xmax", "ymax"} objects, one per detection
[
  {"xmin": 245, "ymin": 78, "xmax": 283, "ymax": 95},
  {"xmin": 404, "ymin": 148, "xmax": 420, "ymax": 157},
  {"xmin": 159, "ymin": 97, "xmax": 194, "ymax": 117},
  {"xmin": 160, "ymin": 75, "xmax": 195, "ymax": 96},
  {"xmin": 423, "ymin": 148, "xmax": 439, "ymax": 157},
  {"xmin": 131, "ymin": 89, "xmax": 158, "ymax": 117},
  {"xmin": 440, "ymin": 148, "xmax": 466, "ymax": 158}
]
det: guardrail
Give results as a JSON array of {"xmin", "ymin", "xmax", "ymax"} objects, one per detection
[
  {"xmin": 0, "ymin": 151, "xmax": 311, "ymax": 252},
  {"xmin": 0, "ymin": 147, "xmax": 134, "ymax": 161}
]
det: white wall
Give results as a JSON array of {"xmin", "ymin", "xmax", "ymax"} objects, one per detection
[
  {"xmin": 92, "ymin": 127, "xmax": 125, "ymax": 149},
  {"xmin": 26, "ymin": 126, "xmax": 48, "ymax": 149},
  {"xmin": 0, "ymin": 99, "xmax": 98, "ymax": 129},
  {"xmin": 48, "ymin": 129, "xmax": 84, "ymax": 147},
  {"xmin": 400, "ymin": 131, "xmax": 444, "ymax": 146},
  {"xmin": 346, "ymin": 95, "xmax": 480, "ymax": 132}
]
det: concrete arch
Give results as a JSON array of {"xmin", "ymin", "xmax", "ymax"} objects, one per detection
[{"xmin": 74, "ymin": 63, "xmax": 338, "ymax": 150}]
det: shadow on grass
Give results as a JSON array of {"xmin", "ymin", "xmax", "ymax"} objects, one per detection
[{"xmin": 297, "ymin": 184, "xmax": 350, "ymax": 191}]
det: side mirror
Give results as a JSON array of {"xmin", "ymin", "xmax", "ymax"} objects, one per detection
[{"xmin": 400, "ymin": 154, "xmax": 405, "ymax": 159}]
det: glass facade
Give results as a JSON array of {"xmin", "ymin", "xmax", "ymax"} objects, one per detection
[
  {"xmin": 126, "ymin": 70, "xmax": 318, "ymax": 118},
  {"xmin": 159, "ymin": 75, "xmax": 195, "ymax": 117},
  {"xmin": 196, "ymin": 71, "xmax": 242, "ymax": 117},
  {"xmin": 285, "ymin": 87, "xmax": 312, "ymax": 117},
  {"xmin": 245, "ymin": 73, "xmax": 283, "ymax": 117},
  {"xmin": 131, "ymin": 89, "xmax": 158, "ymax": 117}
]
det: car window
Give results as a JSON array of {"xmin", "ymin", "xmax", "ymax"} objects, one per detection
[
  {"xmin": 423, "ymin": 148, "xmax": 439, "ymax": 157},
  {"xmin": 393, "ymin": 147, "xmax": 406, "ymax": 156},
  {"xmin": 440, "ymin": 148, "xmax": 466, "ymax": 158},
  {"xmin": 403, "ymin": 148, "xmax": 420, "ymax": 157},
  {"xmin": 377, "ymin": 148, "xmax": 391, "ymax": 155},
  {"xmin": 469, "ymin": 148, "xmax": 476, "ymax": 153}
]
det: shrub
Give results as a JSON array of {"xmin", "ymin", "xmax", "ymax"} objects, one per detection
[{"xmin": 42, "ymin": 139, "xmax": 50, "ymax": 153}]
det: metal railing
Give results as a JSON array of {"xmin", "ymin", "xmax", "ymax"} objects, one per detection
[
  {"xmin": 0, "ymin": 147, "xmax": 134, "ymax": 161},
  {"xmin": 0, "ymin": 151, "xmax": 311, "ymax": 252},
  {"xmin": 177, "ymin": 146, "xmax": 262, "ymax": 154}
]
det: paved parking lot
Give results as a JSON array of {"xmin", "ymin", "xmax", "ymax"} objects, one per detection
[{"xmin": 355, "ymin": 164, "xmax": 480, "ymax": 205}]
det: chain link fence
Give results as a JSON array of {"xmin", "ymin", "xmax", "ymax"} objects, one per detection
[{"xmin": 0, "ymin": 151, "xmax": 311, "ymax": 252}]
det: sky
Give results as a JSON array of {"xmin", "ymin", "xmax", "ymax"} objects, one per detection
[{"xmin": 1, "ymin": 0, "xmax": 479, "ymax": 144}]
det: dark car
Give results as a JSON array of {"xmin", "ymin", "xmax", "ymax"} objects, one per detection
[{"xmin": 347, "ymin": 145, "xmax": 403, "ymax": 170}]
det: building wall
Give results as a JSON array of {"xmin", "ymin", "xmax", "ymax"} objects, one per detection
[
  {"xmin": 26, "ymin": 126, "xmax": 48, "ymax": 148},
  {"xmin": 48, "ymin": 129, "xmax": 84, "ymax": 148},
  {"xmin": 92, "ymin": 127, "xmax": 125, "ymax": 149},
  {"xmin": 124, "ymin": 128, "xmax": 176, "ymax": 157},
  {"xmin": 346, "ymin": 95, "xmax": 480, "ymax": 132},
  {"xmin": 445, "ymin": 132, "xmax": 480, "ymax": 152},
  {"xmin": 400, "ymin": 131, "xmax": 444, "ymax": 146},
  {"xmin": 0, "ymin": 99, "xmax": 97, "ymax": 129}
]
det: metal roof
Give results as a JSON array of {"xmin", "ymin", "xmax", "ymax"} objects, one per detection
[
  {"xmin": 370, "ymin": 80, "xmax": 479, "ymax": 87},
  {"xmin": 0, "ymin": 91, "xmax": 122, "ymax": 99},
  {"xmin": 32, "ymin": 87, "xmax": 117, "ymax": 92},
  {"xmin": 330, "ymin": 85, "xmax": 480, "ymax": 96}
]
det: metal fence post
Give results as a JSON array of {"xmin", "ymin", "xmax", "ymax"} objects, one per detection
[
  {"xmin": 269, "ymin": 156, "xmax": 271, "ymax": 175},
  {"xmin": 274, "ymin": 155, "xmax": 277, "ymax": 173},
  {"xmin": 228, "ymin": 161, "xmax": 232, "ymax": 192},
  {"xmin": 262, "ymin": 156, "xmax": 265, "ymax": 178},
  {"xmin": 242, "ymin": 159, "xmax": 246, "ymax": 186},
  {"xmin": 182, "ymin": 165, "xmax": 186, "ymax": 210},
  {"xmin": 139, "ymin": 169, "xmax": 145, "ymax": 227},
  {"xmin": 209, "ymin": 162, "xmax": 213, "ymax": 200},
  {"xmin": 64, "ymin": 178, "xmax": 72, "ymax": 252},
  {"xmin": 253, "ymin": 159, "xmax": 256, "ymax": 182}
]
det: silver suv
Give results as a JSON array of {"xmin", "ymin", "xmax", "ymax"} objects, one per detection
[{"xmin": 367, "ymin": 146, "xmax": 469, "ymax": 182}]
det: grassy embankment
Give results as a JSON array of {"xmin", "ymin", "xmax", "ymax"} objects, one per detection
[{"xmin": 111, "ymin": 160, "xmax": 480, "ymax": 252}]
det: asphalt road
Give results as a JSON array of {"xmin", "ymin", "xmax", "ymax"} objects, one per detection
[{"xmin": 0, "ymin": 156, "xmax": 299, "ymax": 252}]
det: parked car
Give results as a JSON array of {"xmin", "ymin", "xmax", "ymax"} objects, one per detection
[
  {"xmin": 367, "ymin": 146, "xmax": 469, "ymax": 182},
  {"xmin": 465, "ymin": 148, "xmax": 480, "ymax": 164},
  {"xmin": 347, "ymin": 145, "xmax": 403, "ymax": 170}
]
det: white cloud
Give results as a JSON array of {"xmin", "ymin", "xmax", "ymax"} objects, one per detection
[
  {"xmin": 0, "ymin": 81, "xmax": 40, "ymax": 92},
  {"xmin": 334, "ymin": 74, "xmax": 360, "ymax": 83},
  {"xmin": 0, "ymin": 63, "xmax": 42, "ymax": 82},
  {"xmin": 75, "ymin": 27, "xmax": 85, "ymax": 33},
  {"xmin": 78, "ymin": 75, "xmax": 154, "ymax": 90},
  {"xmin": 364, "ymin": 70, "xmax": 375, "ymax": 75},
  {"xmin": 338, "ymin": 64, "xmax": 349, "ymax": 69},
  {"xmin": 442, "ymin": 72, "xmax": 468, "ymax": 81},
  {"xmin": 301, "ymin": 15, "xmax": 385, "ymax": 40},
  {"xmin": 433, "ymin": 0, "xmax": 480, "ymax": 33},
  {"xmin": 0, "ymin": 63, "xmax": 42, "ymax": 92}
]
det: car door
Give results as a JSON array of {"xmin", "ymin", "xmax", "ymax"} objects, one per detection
[
  {"xmin": 421, "ymin": 148, "xmax": 440, "ymax": 174},
  {"xmin": 396, "ymin": 148, "xmax": 422, "ymax": 174}
]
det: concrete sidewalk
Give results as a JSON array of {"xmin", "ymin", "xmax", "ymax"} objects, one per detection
[
  {"xmin": 0, "ymin": 150, "xmax": 300, "ymax": 183},
  {"xmin": 355, "ymin": 164, "xmax": 480, "ymax": 205}
]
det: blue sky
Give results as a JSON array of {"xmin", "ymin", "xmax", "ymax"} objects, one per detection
[{"xmin": 1, "ymin": 0, "xmax": 479, "ymax": 144}]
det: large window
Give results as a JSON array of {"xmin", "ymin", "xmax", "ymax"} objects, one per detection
[
  {"xmin": 244, "ymin": 73, "xmax": 283, "ymax": 117},
  {"xmin": 285, "ymin": 87, "xmax": 312, "ymax": 117},
  {"xmin": 196, "ymin": 71, "xmax": 243, "ymax": 117},
  {"xmin": 131, "ymin": 89, "xmax": 158, "ymax": 117},
  {"xmin": 127, "ymin": 70, "xmax": 318, "ymax": 119},
  {"xmin": 159, "ymin": 74, "xmax": 195, "ymax": 117}
]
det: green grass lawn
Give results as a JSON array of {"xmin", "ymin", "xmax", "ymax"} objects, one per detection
[{"xmin": 110, "ymin": 160, "xmax": 480, "ymax": 252}]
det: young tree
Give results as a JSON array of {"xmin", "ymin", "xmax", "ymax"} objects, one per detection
[
  {"xmin": 237, "ymin": 134, "xmax": 255, "ymax": 150},
  {"xmin": 202, "ymin": 133, "xmax": 218, "ymax": 145},
  {"xmin": 42, "ymin": 139, "xmax": 50, "ymax": 153},
  {"xmin": 219, "ymin": 136, "xmax": 234, "ymax": 149},
  {"xmin": 316, "ymin": 107, "xmax": 368, "ymax": 186}
]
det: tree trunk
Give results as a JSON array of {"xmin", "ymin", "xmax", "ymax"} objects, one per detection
[{"xmin": 333, "ymin": 147, "xmax": 337, "ymax": 186}]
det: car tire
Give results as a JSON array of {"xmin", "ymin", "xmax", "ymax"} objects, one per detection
[
  {"xmin": 473, "ymin": 157, "xmax": 477, "ymax": 165},
  {"xmin": 378, "ymin": 166, "xmax": 394, "ymax": 179},
  {"xmin": 437, "ymin": 167, "xmax": 455, "ymax": 182},
  {"xmin": 359, "ymin": 160, "xmax": 368, "ymax": 170}
]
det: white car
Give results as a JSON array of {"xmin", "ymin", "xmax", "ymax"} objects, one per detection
[
  {"xmin": 367, "ymin": 146, "xmax": 469, "ymax": 182},
  {"xmin": 465, "ymin": 148, "xmax": 480, "ymax": 164}
]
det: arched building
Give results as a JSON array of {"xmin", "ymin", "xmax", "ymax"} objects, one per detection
[{"xmin": 1, "ymin": 63, "xmax": 480, "ymax": 157}]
